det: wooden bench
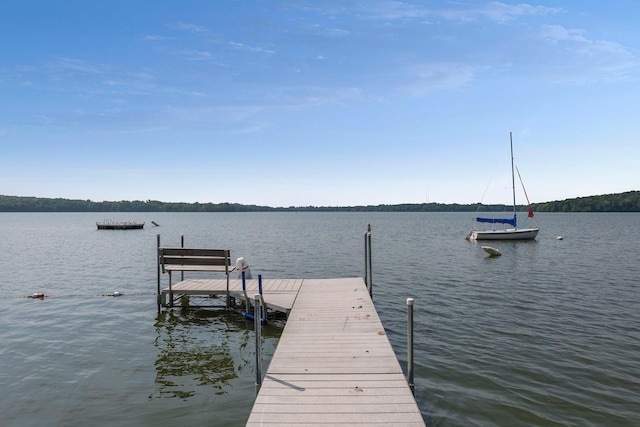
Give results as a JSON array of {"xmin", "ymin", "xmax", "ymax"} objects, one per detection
[{"xmin": 158, "ymin": 248, "xmax": 235, "ymax": 307}]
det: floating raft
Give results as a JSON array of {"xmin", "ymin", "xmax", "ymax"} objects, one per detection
[{"xmin": 96, "ymin": 220, "xmax": 144, "ymax": 230}]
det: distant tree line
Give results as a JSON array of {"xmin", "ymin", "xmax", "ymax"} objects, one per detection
[
  {"xmin": 532, "ymin": 191, "xmax": 640, "ymax": 212},
  {"xmin": 0, "ymin": 191, "xmax": 638, "ymax": 212},
  {"xmin": 0, "ymin": 196, "xmax": 271, "ymax": 212}
]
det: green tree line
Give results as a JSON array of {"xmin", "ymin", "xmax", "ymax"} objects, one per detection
[
  {"xmin": 532, "ymin": 191, "xmax": 640, "ymax": 212},
  {"xmin": 0, "ymin": 191, "xmax": 638, "ymax": 212}
]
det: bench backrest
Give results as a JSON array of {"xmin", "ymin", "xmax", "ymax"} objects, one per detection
[{"xmin": 158, "ymin": 248, "xmax": 231, "ymax": 273}]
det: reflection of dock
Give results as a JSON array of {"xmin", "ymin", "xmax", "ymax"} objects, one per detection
[
  {"xmin": 159, "ymin": 277, "xmax": 425, "ymax": 425},
  {"xmin": 152, "ymin": 310, "xmax": 245, "ymax": 399}
]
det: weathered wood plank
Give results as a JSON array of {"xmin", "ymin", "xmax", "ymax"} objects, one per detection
[
  {"xmin": 159, "ymin": 247, "xmax": 229, "ymax": 257},
  {"xmin": 255, "ymin": 394, "xmax": 415, "ymax": 404},
  {"xmin": 246, "ymin": 411, "xmax": 425, "ymax": 425},
  {"xmin": 249, "ymin": 403, "xmax": 423, "ymax": 415},
  {"xmin": 261, "ymin": 372, "xmax": 409, "ymax": 382},
  {"xmin": 164, "ymin": 264, "xmax": 230, "ymax": 271}
]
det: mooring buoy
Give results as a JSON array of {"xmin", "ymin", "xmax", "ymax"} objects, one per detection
[{"xmin": 481, "ymin": 246, "xmax": 501, "ymax": 257}]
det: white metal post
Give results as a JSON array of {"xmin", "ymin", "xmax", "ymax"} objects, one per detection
[{"xmin": 407, "ymin": 297, "xmax": 415, "ymax": 394}]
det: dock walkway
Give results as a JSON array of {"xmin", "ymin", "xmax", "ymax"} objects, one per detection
[
  {"xmin": 160, "ymin": 276, "xmax": 425, "ymax": 425},
  {"xmin": 246, "ymin": 277, "xmax": 425, "ymax": 426}
]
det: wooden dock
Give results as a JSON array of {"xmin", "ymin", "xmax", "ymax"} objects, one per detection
[
  {"xmin": 246, "ymin": 277, "xmax": 425, "ymax": 426},
  {"xmin": 159, "ymin": 276, "xmax": 425, "ymax": 425}
]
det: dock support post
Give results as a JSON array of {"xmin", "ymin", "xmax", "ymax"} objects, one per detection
[
  {"xmin": 407, "ymin": 297, "xmax": 415, "ymax": 394},
  {"xmin": 254, "ymin": 294, "xmax": 263, "ymax": 395},
  {"xmin": 258, "ymin": 274, "xmax": 267, "ymax": 322},
  {"xmin": 180, "ymin": 235, "xmax": 184, "ymax": 282},
  {"xmin": 364, "ymin": 228, "xmax": 367, "ymax": 286},
  {"xmin": 364, "ymin": 224, "xmax": 373, "ymax": 299},
  {"xmin": 157, "ymin": 234, "xmax": 161, "ymax": 312}
]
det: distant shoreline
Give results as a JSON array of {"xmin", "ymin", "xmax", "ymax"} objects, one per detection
[{"xmin": 1, "ymin": 191, "xmax": 638, "ymax": 212}]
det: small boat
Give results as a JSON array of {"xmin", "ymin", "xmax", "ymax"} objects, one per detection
[
  {"xmin": 96, "ymin": 220, "xmax": 144, "ymax": 230},
  {"xmin": 466, "ymin": 132, "xmax": 539, "ymax": 241}
]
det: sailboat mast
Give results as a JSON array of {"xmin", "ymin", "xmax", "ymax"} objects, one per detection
[{"xmin": 510, "ymin": 132, "xmax": 516, "ymax": 221}]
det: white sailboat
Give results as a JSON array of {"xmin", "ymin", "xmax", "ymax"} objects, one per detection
[{"xmin": 466, "ymin": 132, "xmax": 539, "ymax": 241}]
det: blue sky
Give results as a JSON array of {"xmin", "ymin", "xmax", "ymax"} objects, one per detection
[{"xmin": 1, "ymin": 1, "xmax": 638, "ymax": 207}]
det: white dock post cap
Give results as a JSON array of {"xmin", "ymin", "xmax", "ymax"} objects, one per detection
[
  {"xmin": 254, "ymin": 294, "xmax": 261, "ymax": 301},
  {"xmin": 407, "ymin": 298, "xmax": 414, "ymax": 306}
]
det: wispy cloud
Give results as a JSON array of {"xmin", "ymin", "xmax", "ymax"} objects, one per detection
[
  {"xmin": 538, "ymin": 24, "xmax": 640, "ymax": 83},
  {"xmin": 284, "ymin": 86, "xmax": 364, "ymax": 108},
  {"xmin": 158, "ymin": 104, "xmax": 271, "ymax": 134},
  {"xmin": 228, "ymin": 41, "xmax": 275, "ymax": 55},
  {"xmin": 165, "ymin": 48, "xmax": 215, "ymax": 61},
  {"xmin": 143, "ymin": 35, "xmax": 173, "ymax": 41},
  {"xmin": 158, "ymin": 85, "xmax": 364, "ymax": 131},
  {"xmin": 40, "ymin": 57, "xmax": 160, "ymax": 93},
  {"xmin": 356, "ymin": 1, "xmax": 562, "ymax": 23},
  {"xmin": 440, "ymin": 2, "xmax": 563, "ymax": 23},
  {"xmin": 169, "ymin": 21, "xmax": 275, "ymax": 56},
  {"xmin": 2, "ymin": 55, "xmax": 215, "ymax": 130},
  {"xmin": 46, "ymin": 57, "xmax": 106, "ymax": 76},
  {"xmin": 310, "ymin": 23, "xmax": 350, "ymax": 37},
  {"xmin": 358, "ymin": 1, "xmax": 430, "ymax": 21},
  {"xmin": 173, "ymin": 22, "xmax": 210, "ymax": 34},
  {"xmin": 539, "ymin": 24, "xmax": 586, "ymax": 43},
  {"xmin": 402, "ymin": 63, "xmax": 487, "ymax": 96}
]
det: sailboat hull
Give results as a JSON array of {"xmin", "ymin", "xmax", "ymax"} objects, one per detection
[{"xmin": 467, "ymin": 228, "xmax": 539, "ymax": 241}]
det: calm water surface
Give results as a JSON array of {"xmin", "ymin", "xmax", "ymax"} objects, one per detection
[{"xmin": 1, "ymin": 212, "xmax": 639, "ymax": 426}]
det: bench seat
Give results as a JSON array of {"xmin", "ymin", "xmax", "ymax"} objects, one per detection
[
  {"xmin": 163, "ymin": 265, "xmax": 234, "ymax": 272},
  {"xmin": 159, "ymin": 247, "xmax": 235, "ymax": 307}
]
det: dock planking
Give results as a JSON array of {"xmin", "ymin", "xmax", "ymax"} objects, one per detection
[
  {"xmin": 159, "ymin": 276, "xmax": 425, "ymax": 425},
  {"xmin": 160, "ymin": 278, "xmax": 303, "ymax": 314},
  {"xmin": 246, "ymin": 278, "xmax": 425, "ymax": 426}
]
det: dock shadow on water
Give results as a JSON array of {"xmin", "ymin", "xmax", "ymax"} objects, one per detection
[{"xmin": 152, "ymin": 304, "xmax": 282, "ymax": 400}]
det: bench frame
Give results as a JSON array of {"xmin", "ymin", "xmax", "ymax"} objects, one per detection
[{"xmin": 158, "ymin": 247, "xmax": 235, "ymax": 308}]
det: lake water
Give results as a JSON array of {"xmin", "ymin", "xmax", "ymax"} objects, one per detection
[{"xmin": 1, "ymin": 212, "xmax": 639, "ymax": 426}]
